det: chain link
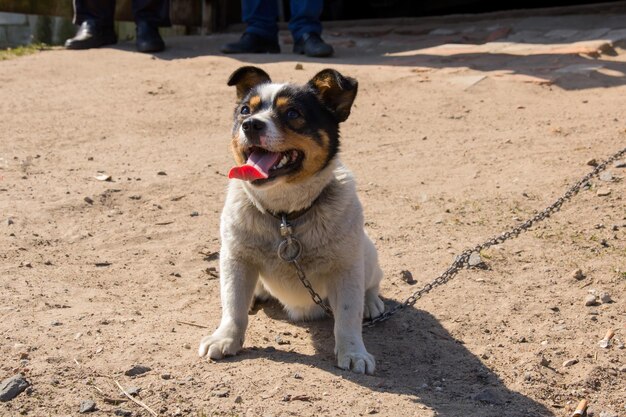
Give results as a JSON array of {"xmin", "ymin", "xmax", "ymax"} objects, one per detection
[
  {"xmin": 280, "ymin": 146, "xmax": 626, "ymax": 327},
  {"xmin": 278, "ymin": 214, "xmax": 334, "ymax": 316},
  {"xmin": 292, "ymin": 259, "xmax": 334, "ymax": 316}
]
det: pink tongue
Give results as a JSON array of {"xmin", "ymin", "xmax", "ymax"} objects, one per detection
[{"xmin": 228, "ymin": 150, "xmax": 282, "ymax": 181}]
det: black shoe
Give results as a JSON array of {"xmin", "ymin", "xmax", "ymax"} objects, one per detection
[
  {"xmin": 136, "ymin": 21, "xmax": 165, "ymax": 53},
  {"xmin": 221, "ymin": 32, "xmax": 280, "ymax": 54},
  {"xmin": 293, "ymin": 32, "xmax": 333, "ymax": 58},
  {"xmin": 65, "ymin": 20, "xmax": 117, "ymax": 50}
]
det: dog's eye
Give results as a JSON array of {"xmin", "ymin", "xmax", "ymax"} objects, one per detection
[
  {"xmin": 240, "ymin": 105, "xmax": 250, "ymax": 115},
  {"xmin": 286, "ymin": 108, "xmax": 301, "ymax": 120}
]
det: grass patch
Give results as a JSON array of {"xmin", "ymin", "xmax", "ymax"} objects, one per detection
[{"xmin": 0, "ymin": 43, "xmax": 51, "ymax": 61}]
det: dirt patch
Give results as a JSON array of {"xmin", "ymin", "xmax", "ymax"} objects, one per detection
[{"xmin": 1, "ymin": 12, "xmax": 625, "ymax": 417}]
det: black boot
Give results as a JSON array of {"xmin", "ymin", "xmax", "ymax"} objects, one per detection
[
  {"xmin": 293, "ymin": 32, "xmax": 333, "ymax": 58},
  {"xmin": 136, "ymin": 20, "xmax": 165, "ymax": 53},
  {"xmin": 65, "ymin": 20, "xmax": 117, "ymax": 50},
  {"xmin": 221, "ymin": 32, "xmax": 280, "ymax": 54}
]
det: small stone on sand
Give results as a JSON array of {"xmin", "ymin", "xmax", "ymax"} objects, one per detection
[
  {"xmin": 79, "ymin": 400, "xmax": 96, "ymax": 413},
  {"xmin": 562, "ymin": 359, "xmax": 578, "ymax": 367},
  {"xmin": 599, "ymin": 292, "xmax": 612, "ymax": 304}
]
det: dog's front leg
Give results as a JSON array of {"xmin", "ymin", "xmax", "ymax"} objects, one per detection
[
  {"xmin": 198, "ymin": 253, "xmax": 257, "ymax": 360},
  {"xmin": 327, "ymin": 261, "xmax": 375, "ymax": 375}
]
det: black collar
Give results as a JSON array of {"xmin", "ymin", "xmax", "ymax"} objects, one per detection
[
  {"xmin": 268, "ymin": 205, "xmax": 314, "ymax": 221},
  {"xmin": 264, "ymin": 184, "xmax": 331, "ymax": 222}
]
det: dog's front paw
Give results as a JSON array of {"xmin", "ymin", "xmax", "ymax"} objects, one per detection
[
  {"xmin": 363, "ymin": 293, "xmax": 385, "ymax": 320},
  {"xmin": 336, "ymin": 347, "xmax": 376, "ymax": 375},
  {"xmin": 198, "ymin": 332, "xmax": 243, "ymax": 360}
]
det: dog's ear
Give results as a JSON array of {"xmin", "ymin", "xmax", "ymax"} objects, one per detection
[
  {"xmin": 227, "ymin": 66, "xmax": 272, "ymax": 100},
  {"xmin": 307, "ymin": 69, "xmax": 358, "ymax": 122}
]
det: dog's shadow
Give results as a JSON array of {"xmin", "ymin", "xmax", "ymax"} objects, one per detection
[{"xmin": 222, "ymin": 298, "xmax": 554, "ymax": 417}]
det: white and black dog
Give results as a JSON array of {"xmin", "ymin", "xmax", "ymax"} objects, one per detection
[{"xmin": 198, "ymin": 66, "xmax": 384, "ymax": 374}]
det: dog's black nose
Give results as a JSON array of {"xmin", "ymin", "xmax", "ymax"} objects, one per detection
[
  {"xmin": 242, "ymin": 118, "xmax": 265, "ymax": 133},
  {"xmin": 241, "ymin": 118, "xmax": 266, "ymax": 144}
]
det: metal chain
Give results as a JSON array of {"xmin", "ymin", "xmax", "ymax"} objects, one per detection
[
  {"xmin": 292, "ymin": 259, "xmax": 334, "ymax": 316},
  {"xmin": 280, "ymin": 146, "xmax": 626, "ymax": 327},
  {"xmin": 277, "ymin": 215, "xmax": 334, "ymax": 316}
]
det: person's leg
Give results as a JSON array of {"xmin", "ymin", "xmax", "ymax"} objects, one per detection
[
  {"xmin": 289, "ymin": 0, "xmax": 333, "ymax": 57},
  {"xmin": 132, "ymin": 0, "xmax": 171, "ymax": 27},
  {"xmin": 221, "ymin": 0, "xmax": 280, "ymax": 54},
  {"xmin": 132, "ymin": 0, "xmax": 169, "ymax": 52},
  {"xmin": 243, "ymin": 0, "xmax": 279, "ymax": 41},
  {"xmin": 66, "ymin": 0, "xmax": 117, "ymax": 49},
  {"xmin": 288, "ymin": 0, "xmax": 322, "ymax": 42},
  {"xmin": 73, "ymin": 0, "xmax": 115, "ymax": 26}
]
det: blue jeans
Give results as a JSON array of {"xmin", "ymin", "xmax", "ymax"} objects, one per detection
[{"xmin": 243, "ymin": 0, "xmax": 323, "ymax": 42}]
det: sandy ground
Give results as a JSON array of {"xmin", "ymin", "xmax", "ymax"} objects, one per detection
[{"xmin": 1, "ymin": 8, "xmax": 625, "ymax": 417}]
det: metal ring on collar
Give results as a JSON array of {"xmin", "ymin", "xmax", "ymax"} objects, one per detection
[{"xmin": 278, "ymin": 238, "xmax": 302, "ymax": 262}]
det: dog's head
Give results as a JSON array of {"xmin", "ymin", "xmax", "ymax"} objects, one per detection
[{"xmin": 226, "ymin": 66, "xmax": 358, "ymax": 187}]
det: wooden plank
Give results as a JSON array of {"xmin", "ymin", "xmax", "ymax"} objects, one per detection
[
  {"xmin": 115, "ymin": 0, "xmax": 134, "ymax": 22},
  {"xmin": 171, "ymin": 0, "xmax": 202, "ymax": 27},
  {"xmin": 0, "ymin": 0, "xmax": 73, "ymax": 17},
  {"xmin": 0, "ymin": 0, "xmax": 203, "ymax": 26},
  {"xmin": 201, "ymin": 0, "xmax": 214, "ymax": 34}
]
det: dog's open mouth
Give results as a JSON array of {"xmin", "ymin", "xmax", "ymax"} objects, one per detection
[{"xmin": 228, "ymin": 147, "xmax": 303, "ymax": 183}]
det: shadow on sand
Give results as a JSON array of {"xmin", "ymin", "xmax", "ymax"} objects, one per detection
[
  {"xmin": 110, "ymin": 29, "xmax": 626, "ymax": 91},
  {"xmin": 215, "ymin": 297, "xmax": 554, "ymax": 417}
]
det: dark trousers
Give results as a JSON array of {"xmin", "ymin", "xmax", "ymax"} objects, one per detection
[
  {"xmin": 73, "ymin": 0, "xmax": 171, "ymax": 27},
  {"xmin": 243, "ymin": 0, "xmax": 323, "ymax": 42}
]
